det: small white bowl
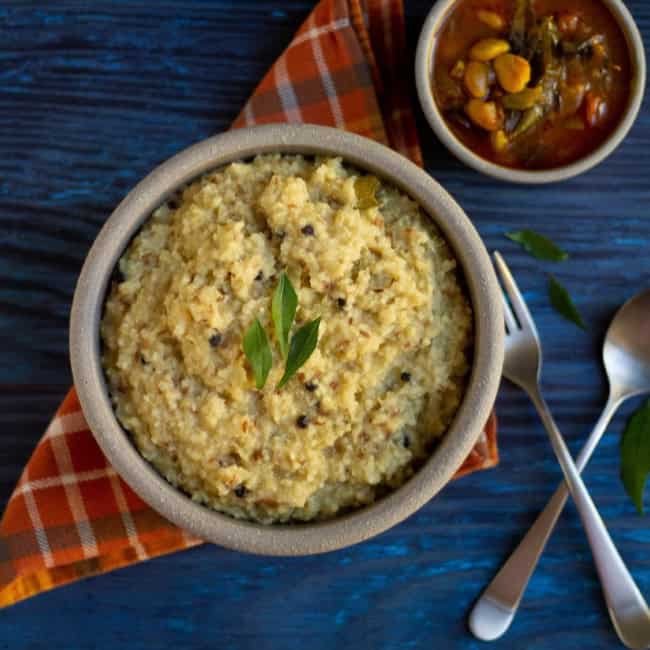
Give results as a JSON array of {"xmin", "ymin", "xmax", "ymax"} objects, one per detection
[{"xmin": 415, "ymin": 0, "xmax": 646, "ymax": 184}]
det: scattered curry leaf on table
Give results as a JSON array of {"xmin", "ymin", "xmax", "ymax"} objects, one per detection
[
  {"xmin": 277, "ymin": 318, "xmax": 321, "ymax": 389},
  {"xmin": 506, "ymin": 230, "xmax": 569, "ymax": 262},
  {"xmin": 243, "ymin": 318, "xmax": 272, "ymax": 389},
  {"xmin": 272, "ymin": 272, "xmax": 298, "ymax": 360},
  {"xmin": 620, "ymin": 400, "xmax": 650, "ymax": 514},
  {"xmin": 548, "ymin": 275, "xmax": 587, "ymax": 330}
]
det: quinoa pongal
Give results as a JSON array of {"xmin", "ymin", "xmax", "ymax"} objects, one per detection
[{"xmin": 101, "ymin": 155, "xmax": 473, "ymax": 524}]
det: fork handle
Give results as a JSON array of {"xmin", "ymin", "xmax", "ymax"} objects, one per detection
[
  {"xmin": 529, "ymin": 389, "xmax": 650, "ymax": 650},
  {"xmin": 469, "ymin": 395, "xmax": 621, "ymax": 641}
]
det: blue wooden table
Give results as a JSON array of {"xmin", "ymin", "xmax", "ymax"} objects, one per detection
[{"xmin": 1, "ymin": 1, "xmax": 649, "ymax": 647}]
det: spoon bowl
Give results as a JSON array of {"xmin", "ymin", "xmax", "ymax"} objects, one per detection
[{"xmin": 604, "ymin": 289, "xmax": 650, "ymax": 400}]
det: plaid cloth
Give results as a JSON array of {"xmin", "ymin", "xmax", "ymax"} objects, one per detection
[{"xmin": 0, "ymin": 0, "xmax": 498, "ymax": 609}]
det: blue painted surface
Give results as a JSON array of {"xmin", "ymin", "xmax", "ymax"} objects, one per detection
[{"xmin": 0, "ymin": 1, "xmax": 649, "ymax": 647}]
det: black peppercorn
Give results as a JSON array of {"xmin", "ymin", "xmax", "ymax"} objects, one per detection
[
  {"xmin": 254, "ymin": 270, "xmax": 264, "ymax": 281},
  {"xmin": 296, "ymin": 415, "xmax": 309, "ymax": 428},
  {"xmin": 305, "ymin": 381, "xmax": 318, "ymax": 392},
  {"xmin": 209, "ymin": 333, "xmax": 222, "ymax": 348},
  {"xmin": 234, "ymin": 484, "xmax": 247, "ymax": 498},
  {"xmin": 401, "ymin": 372, "xmax": 411, "ymax": 382},
  {"xmin": 403, "ymin": 435, "xmax": 411, "ymax": 448},
  {"xmin": 301, "ymin": 224, "xmax": 315, "ymax": 236},
  {"xmin": 337, "ymin": 297, "xmax": 346, "ymax": 308}
]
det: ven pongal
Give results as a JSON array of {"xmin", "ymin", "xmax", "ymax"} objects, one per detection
[{"xmin": 101, "ymin": 155, "xmax": 472, "ymax": 524}]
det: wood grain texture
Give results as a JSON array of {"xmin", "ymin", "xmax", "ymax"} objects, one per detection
[{"xmin": 0, "ymin": 0, "xmax": 649, "ymax": 647}]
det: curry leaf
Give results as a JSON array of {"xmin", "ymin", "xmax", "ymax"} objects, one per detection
[
  {"xmin": 548, "ymin": 275, "xmax": 586, "ymax": 330},
  {"xmin": 510, "ymin": 0, "xmax": 529, "ymax": 53},
  {"xmin": 354, "ymin": 175, "xmax": 380, "ymax": 209},
  {"xmin": 506, "ymin": 230, "xmax": 568, "ymax": 262},
  {"xmin": 272, "ymin": 272, "xmax": 298, "ymax": 360},
  {"xmin": 277, "ymin": 318, "xmax": 321, "ymax": 389},
  {"xmin": 243, "ymin": 318, "xmax": 272, "ymax": 389},
  {"xmin": 620, "ymin": 400, "xmax": 650, "ymax": 514}
]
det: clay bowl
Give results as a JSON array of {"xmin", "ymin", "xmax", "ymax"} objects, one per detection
[{"xmin": 70, "ymin": 124, "xmax": 504, "ymax": 555}]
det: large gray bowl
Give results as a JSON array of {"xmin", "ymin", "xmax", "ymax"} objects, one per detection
[
  {"xmin": 70, "ymin": 124, "xmax": 504, "ymax": 555},
  {"xmin": 415, "ymin": 0, "xmax": 646, "ymax": 184}
]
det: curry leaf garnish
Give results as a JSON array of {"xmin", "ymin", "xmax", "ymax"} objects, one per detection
[
  {"xmin": 506, "ymin": 230, "xmax": 568, "ymax": 262},
  {"xmin": 277, "ymin": 318, "xmax": 321, "ymax": 389},
  {"xmin": 620, "ymin": 400, "xmax": 650, "ymax": 514},
  {"xmin": 243, "ymin": 318, "xmax": 272, "ymax": 389},
  {"xmin": 272, "ymin": 272, "xmax": 298, "ymax": 360},
  {"xmin": 548, "ymin": 275, "xmax": 587, "ymax": 330}
]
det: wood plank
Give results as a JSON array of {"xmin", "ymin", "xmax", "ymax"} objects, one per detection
[{"xmin": 0, "ymin": 0, "xmax": 648, "ymax": 647}]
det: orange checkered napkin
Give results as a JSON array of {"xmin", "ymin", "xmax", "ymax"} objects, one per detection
[{"xmin": 0, "ymin": 0, "xmax": 498, "ymax": 609}]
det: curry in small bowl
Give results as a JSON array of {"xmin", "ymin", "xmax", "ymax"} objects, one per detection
[{"xmin": 415, "ymin": 0, "xmax": 644, "ymax": 179}]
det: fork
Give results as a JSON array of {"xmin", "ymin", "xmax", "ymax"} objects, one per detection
[{"xmin": 469, "ymin": 252, "xmax": 650, "ymax": 649}]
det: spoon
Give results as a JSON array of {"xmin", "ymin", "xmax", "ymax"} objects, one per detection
[{"xmin": 470, "ymin": 288, "xmax": 650, "ymax": 647}]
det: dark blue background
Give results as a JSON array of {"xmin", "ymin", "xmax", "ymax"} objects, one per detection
[{"xmin": 1, "ymin": 1, "xmax": 649, "ymax": 648}]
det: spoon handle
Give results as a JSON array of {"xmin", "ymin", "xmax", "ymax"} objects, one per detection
[
  {"xmin": 469, "ymin": 395, "xmax": 621, "ymax": 642},
  {"xmin": 530, "ymin": 390, "xmax": 650, "ymax": 649}
]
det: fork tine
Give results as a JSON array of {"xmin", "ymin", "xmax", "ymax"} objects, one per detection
[
  {"xmin": 493, "ymin": 251, "xmax": 539, "ymax": 339},
  {"xmin": 500, "ymin": 292, "xmax": 519, "ymax": 333}
]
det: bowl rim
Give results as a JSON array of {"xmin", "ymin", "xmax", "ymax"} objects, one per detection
[
  {"xmin": 70, "ymin": 124, "xmax": 504, "ymax": 556},
  {"xmin": 414, "ymin": 0, "xmax": 647, "ymax": 184}
]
